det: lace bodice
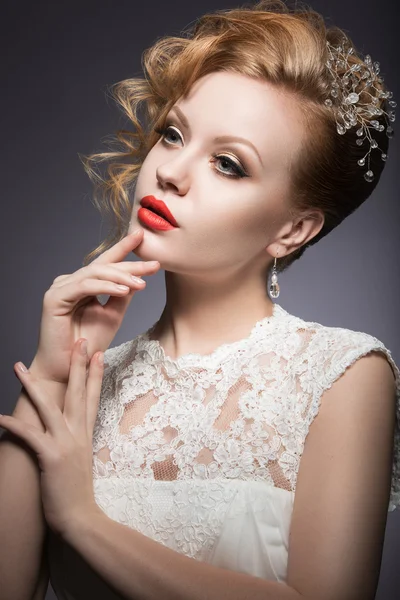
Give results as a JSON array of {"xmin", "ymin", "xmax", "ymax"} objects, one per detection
[
  {"xmin": 92, "ymin": 303, "xmax": 400, "ymax": 510},
  {"xmin": 47, "ymin": 303, "xmax": 400, "ymax": 599}
]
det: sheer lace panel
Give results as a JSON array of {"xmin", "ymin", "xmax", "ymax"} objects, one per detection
[{"xmin": 92, "ymin": 307, "xmax": 400, "ymax": 511}]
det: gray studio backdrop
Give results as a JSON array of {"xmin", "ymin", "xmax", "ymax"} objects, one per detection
[{"xmin": 1, "ymin": 1, "xmax": 398, "ymax": 599}]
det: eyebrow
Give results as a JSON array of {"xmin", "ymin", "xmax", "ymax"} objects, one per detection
[{"xmin": 169, "ymin": 105, "xmax": 264, "ymax": 167}]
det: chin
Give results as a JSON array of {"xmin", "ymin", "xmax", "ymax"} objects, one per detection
[{"xmin": 131, "ymin": 241, "xmax": 159, "ymax": 264}]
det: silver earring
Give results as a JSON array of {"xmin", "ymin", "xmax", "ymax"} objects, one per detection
[{"xmin": 269, "ymin": 255, "xmax": 280, "ymax": 299}]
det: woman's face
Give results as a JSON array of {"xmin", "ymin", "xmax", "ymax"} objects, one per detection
[{"xmin": 130, "ymin": 70, "xmax": 306, "ymax": 280}]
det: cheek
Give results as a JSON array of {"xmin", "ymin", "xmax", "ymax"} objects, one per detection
[
  {"xmin": 134, "ymin": 148, "xmax": 161, "ymax": 186},
  {"xmin": 210, "ymin": 197, "xmax": 281, "ymax": 260},
  {"xmin": 208, "ymin": 195, "xmax": 272, "ymax": 239},
  {"xmin": 181, "ymin": 205, "xmax": 270, "ymax": 265},
  {"xmin": 135, "ymin": 157, "xmax": 153, "ymax": 188}
]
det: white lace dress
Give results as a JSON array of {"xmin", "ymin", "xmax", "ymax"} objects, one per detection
[{"xmin": 46, "ymin": 303, "xmax": 400, "ymax": 599}]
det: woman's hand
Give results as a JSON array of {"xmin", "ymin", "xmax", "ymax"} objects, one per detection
[
  {"xmin": 0, "ymin": 339, "xmax": 105, "ymax": 538},
  {"xmin": 29, "ymin": 229, "xmax": 160, "ymax": 386}
]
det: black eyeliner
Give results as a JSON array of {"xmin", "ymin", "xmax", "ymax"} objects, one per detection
[{"xmin": 153, "ymin": 124, "xmax": 249, "ymax": 178}]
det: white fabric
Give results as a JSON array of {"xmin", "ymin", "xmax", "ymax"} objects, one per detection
[{"xmin": 47, "ymin": 303, "xmax": 400, "ymax": 599}]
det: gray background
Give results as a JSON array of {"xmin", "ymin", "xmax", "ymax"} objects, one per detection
[{"xmin": 1, "ymin": 0, "xmax": 398, "ymax": 598}]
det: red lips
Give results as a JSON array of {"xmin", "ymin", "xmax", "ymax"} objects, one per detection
[{"xmin": 139, "ymin": 196, "xmax": 179, "ymax": 227}]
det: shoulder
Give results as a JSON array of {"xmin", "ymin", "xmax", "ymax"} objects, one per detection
[
  {"xmin": 302, "ymin": 331, "xmax": 397, "ymax": 450},
  {"xmin": 290, "ymin": 314, "xmax": 399, "ymax": 395},
  {"xmin": 286, "ymin": 322, "xmax": 399, "ymax": 599},
  {"xmin": 101, "ymin": 330, "xmax": 150, "ymax": 382},
  {"xmin": 103, "ymin": 339, "xmax": 134, "ymax": 370},
  {"xmin": 295, "ymin": 315, "xmax": 400, "ymax": 458},
  {"xmin": 285, "ymin": 314, "xmax": 400, "ymax": 510},
  {"xmin": 287, "ymin": 349, "xmax": 397, "ymax": 599}
]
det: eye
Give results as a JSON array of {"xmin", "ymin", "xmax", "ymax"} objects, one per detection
[
  {"xmin": 210, "ymin": 154, "xmax": 247, "ymax": 179},
  {"xmin": 153, "ymin": 124, "xmax": 249, "ymax": 179},
  {"xmin": 154, "ymin": 125, "xmax": 182, "ymax": 145}
]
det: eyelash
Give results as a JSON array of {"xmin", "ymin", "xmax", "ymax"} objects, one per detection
[{"xmin": 153, "ymin": 125, "xmax": 249, "ymax": 179}]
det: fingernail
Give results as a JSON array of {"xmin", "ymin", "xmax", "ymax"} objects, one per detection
[
  {"xmin": 17, "ymin": 363, "xmax": 28, "ymax": 373},
  {"xmin": 81, "ymin": 340, "xmax": 88, "ymax": 354},
  {"xmin": 131, "ymin": 229, "xmax": 141, "ymax": 236}
]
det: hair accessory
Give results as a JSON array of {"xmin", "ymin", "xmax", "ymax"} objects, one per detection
[
  {"xmin": 324, "ymin": 38, "xmax": 396, "ymax": 183},
  {"xmin": 269, "ymin": 254, "xmax": 280, "ymax": 299}
]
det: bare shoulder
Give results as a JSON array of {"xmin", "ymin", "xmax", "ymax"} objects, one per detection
[{"xmin": 286, "ymin": 351, "xmax": 397, "ymax": 600}]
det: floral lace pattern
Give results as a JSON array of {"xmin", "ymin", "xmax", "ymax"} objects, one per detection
[
  {"xmin": 92, "ymin": 477, "xmax": 241, "ymax": 560},
  {"xmin": 91, "ymin": 303, "xmax": 400, "ymax": 562}
]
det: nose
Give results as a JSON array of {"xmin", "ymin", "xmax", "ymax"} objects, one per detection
[{"xmin": 156, "ymin": 155, "xmax": 191, "ymax": 196}]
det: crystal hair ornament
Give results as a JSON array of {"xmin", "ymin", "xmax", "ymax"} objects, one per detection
[{"xmin": 324, "ymin": 38, "xmax": 396, "ymax": 183}]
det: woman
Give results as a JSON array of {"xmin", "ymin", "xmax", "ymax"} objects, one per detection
[{"xmin": 0, "ymin": 1, "xmax": 398, "ymax": 599}]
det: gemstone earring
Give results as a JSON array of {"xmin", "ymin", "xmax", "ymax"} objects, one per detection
[{"xmin": 269, "ymin": 255, "xmax": 280, "ymax": 299}]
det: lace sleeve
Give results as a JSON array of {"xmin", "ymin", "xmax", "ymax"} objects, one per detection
[{"xmin": 305, "ymin": 328, "xmax": 400, "ymax": 513}]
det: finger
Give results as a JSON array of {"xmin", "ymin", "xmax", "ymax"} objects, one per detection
[
  {"xmin": 45, "ymin": 277, "xmax": 138, "ymax": 307},
  {"xmin": 85, "ymin": 352, "xmax": 105, "ymax": 438},
  {"xmin": 51, "ymin": 262, "xmax": 159, "ymax": 290},
  {"xmin": 92, "ymin": 229, "xmax": 144, "ymax": 265},
  {"xmin": 0, "ymin": 413, "xmax": 48, "ymax": 458},
  {"xmin": 52, "ymin": 274, "xmax": 72, "ymax": 284},
  {"xmin": 13, "ymin": 364, "xmax": 66, "ymax": 436},
  {"xmin": 97, "ymin": 279, "xmax": 138, "ymax": 315},
  {"xmin": 63, "ymin": 339, "xmax": 88, "ymax": 431},
  {"xmin": 47, "ymin": 267, "xmax": 159, "ymax": 317}
]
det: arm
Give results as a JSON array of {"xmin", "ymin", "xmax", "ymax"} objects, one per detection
[
  {"xmin": 62, "ymin": 352, "xmax": 396, "ymax": 600},
  {"xmin": 63, "ymin": 509, "xmax": 302, "ymax": 600},
  {"xmin": 286, "ymin": 351, "xmax": 396, "ymax": 600},
  {"xmin": 0, "ymin": 381, "xmax": 66, "ymax": 600}
]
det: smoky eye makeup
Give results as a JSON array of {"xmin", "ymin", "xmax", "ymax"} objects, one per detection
[{"xmin": 153, "ymin": 120, "xmax": 251, "ymax": 179}]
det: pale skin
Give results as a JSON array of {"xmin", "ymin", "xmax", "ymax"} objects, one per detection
[
  {"xmin": 1, "ymin": 70, "xmax": 396, "ymax": 599},
  {"xmin": 0, "ymin": 348, "xmax": 397, "ymax": 599},
  {"xmin": 129, "ymin": 70, "xmax": 324, "ymax": 358}
]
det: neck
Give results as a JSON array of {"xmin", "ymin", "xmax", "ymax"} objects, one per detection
[{"xmin": 149, "ymin": 270, "xmax": 275, "ymax": 360}]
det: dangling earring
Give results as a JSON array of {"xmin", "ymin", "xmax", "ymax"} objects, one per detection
[{"xmin": 269, "ymin": 254, "xmax": 280, "ymax": 299}]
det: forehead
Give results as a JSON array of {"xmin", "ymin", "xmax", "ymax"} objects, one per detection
[{"xmin": 176, "ymin": 70, "xmax": 305, "ymax": 171}]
